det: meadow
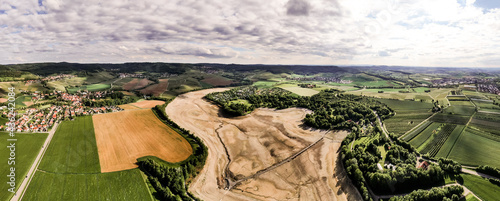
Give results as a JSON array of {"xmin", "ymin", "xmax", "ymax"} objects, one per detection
[
  {"xmin": 38, "ymin": 116, "xmax": 100, "ymax": 173},
  {"xmin": 0, "ymin": 133, "xmax": 47, "ymax": 201},
  {"xmin": 47, "ymin": 77, "xmax": 86, "ymax": 91},
  {"xmin": 23, "ymin": 169, "xmax": 151, "ymax": 201},
  {"xmin": 67, "ymin": 84, "xmax": 111, "ymax": 93},
  {"xmin": 448, "ymin": 128, "xmax": 500, "ymax": 168},
  {"xmin": 460, "ymin": 174, "xmax": 500, "ymax": 201},
  {"xmin": 430, "ymin": 113, "xmax": 470, "ymax": 125},
  {"xmin": 377, "ymin": 99, "xmax": 433, "ymax": 136}
]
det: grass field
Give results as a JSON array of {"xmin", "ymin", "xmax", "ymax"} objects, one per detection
[
  {"xmin": 201, "ymin": 75, "xmax": 233, "ymax": 86},
  {"xmin": 444, "ymin": 105, "xmax": 476, "ymax": 116},
  {"xmin": 448, "ymin": 128, "xmax": 500, "ymax": 168},
  {"xmin": 24, "ymin": 168, "xmax": 151, "ymax": 201},
  {"xmin": 278, "ymin": 86, "xmax": 319, "ymax": 96},
  {"xmin": 0, "ymin": 133, "xmax": 47, "ymax": 201},
  {"xmin": 435, "ymin": 125, "xmax": 465, "ymax": 158},
  {"xmin": 93, "ymin": 109, "xmax": 192, "ymax": 172},
  {"xmin": 253, "ymin": 81, "xmax": 278, "ymax": 87},
  {"xmin": 67, "ymin": 84, "xmax": 111, "ymax": 93},
  {"xmin": 38, "ymin": 116, "xmax": 100, "ymax": 173},
  {"xmin": 430, "ymin": 113, "xmax": 471, "ymax": 125},
  {"xmin": 47, "ymin": 77, "xmax": 86, "ymax": 91},
  {"xmin": 465, "ymin": 193, "xmax": 480, "ymax": 201},
  {"xmin": 377, "ymin": 99, "xmax": 433, "ymax": 136},
  {"xmin": 461, "ymin": 174, "xmax": 500, "ymax": 201},
  {"xmin": 449, "ymin": 100, "xmax": 474, "ymax": 106},
  {"xmin": 84, "ymin": 71, "xmax": 115, "ymax": 84},
  {"xmin": 402, "ymin": 121, "xmax": 432, "ymax": 141},
  {"xmin": 408, "ymin": 122, "xmax": 442, "ymax": 148},
  {"xmin": 13, "ymin": 95, "xmax": 34, "ymax": 108}
]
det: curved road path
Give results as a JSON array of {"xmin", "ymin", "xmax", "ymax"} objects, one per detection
[{"xmin": 10, "ymin": 122, "xmax": 60, "ymax": 201}]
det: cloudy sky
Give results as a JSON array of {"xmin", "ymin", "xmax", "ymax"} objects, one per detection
[{"xmin": 1, "ymin": 0, "xmax": 499, "ymax": 67}]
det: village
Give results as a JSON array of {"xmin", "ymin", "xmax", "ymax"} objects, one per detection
[{"xmin": 0, "ymin": 90, "xmax": 123, "ymax": 133}]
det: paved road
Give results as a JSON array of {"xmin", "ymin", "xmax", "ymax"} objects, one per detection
[{"xmin": 10, "ymin": 122, "xmax": 60, "ymax": 201}]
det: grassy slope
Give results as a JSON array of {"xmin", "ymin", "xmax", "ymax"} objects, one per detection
[
  {"xmin": 0, "ymin": 133, "xmax": 48, "ymax": 201},
  {"xmin": 449, "ymin": 128, "xmax": 500, "ymax": 168},
  {"xmin": 461, "ymin": 174, "xmax": 500, "ymax": 201}
]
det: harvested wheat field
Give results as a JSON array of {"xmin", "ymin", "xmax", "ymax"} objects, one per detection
[
  {"xmin": 166, "ymin": 88, "xmax": 361, "ymax": 201},
  {"xmin": 93, "ymin": 109, "xmax": 192, "ymax": 172},
  {"xmin": 119, "ymin": 100, "xmax": 165, "ymax": 110}
]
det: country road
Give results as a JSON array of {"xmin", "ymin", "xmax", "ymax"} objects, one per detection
[{"xmin": 10, "ymin": 122, "xmax": 60, "ymax": 201}]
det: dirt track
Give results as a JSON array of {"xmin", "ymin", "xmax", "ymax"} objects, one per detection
[
  {"xmin": 166, "ymin": 88, "xmax": 361, "ymax": 201},
  {"xmin": 93, "ymin": 109, "xmax": 192, "ymax": 173}
]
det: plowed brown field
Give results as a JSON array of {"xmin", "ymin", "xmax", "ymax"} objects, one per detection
[{"xmin": 93, "ymin": 109, "xmax": 192, "ymax": 173}]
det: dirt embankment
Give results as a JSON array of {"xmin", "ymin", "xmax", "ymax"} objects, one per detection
[{"xmin": 166, "ymin": 88, "xmax": 361, "ymax": 201}]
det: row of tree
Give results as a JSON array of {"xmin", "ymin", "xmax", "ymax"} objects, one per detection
[{"xmin": 388, "ymin": 185, "xmax": 463, "ymax": 201}]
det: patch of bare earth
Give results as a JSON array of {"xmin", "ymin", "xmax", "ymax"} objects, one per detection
[
  {"xmin": 166, "ymin": 88, "xmax": 361, "ymax": 201},
  {"xmin": 119, "ymin": 100, "xmax": 165, "ymax": 110}
]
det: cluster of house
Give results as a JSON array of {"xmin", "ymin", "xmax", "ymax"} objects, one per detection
[
  {"xmin": 1, "ymin": 104, "xmax": 122, "ymax": 132},
  {"xmin": 0, "ymin": 90, "xmax": 123, "ymax": 133},
  {"xmin": 288, "ymin": 76, "xmax": 353, "ymax": 84},
  {"xmin": 431, "ymin": 78, "xmax": 493, "ymax": 86},
  {"xmin": 25, "ymin": 74, "xmax": 76, "ymax": 85},
  {"xmin": 477, "ymin": 84, "xmax": 500, "ymax": 95}
]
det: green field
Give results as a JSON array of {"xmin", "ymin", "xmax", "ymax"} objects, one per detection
[
  {"xmin": 38, "ymin": 116, "xmax": 100, "ymax": 173},
  {"xmin": 402, "ymin": 121, "xmax": 432, "ymax": 141},
  {"xmin": 419, "ymin": 124, "xmax": 457, "ymax": 157},
  {"xmin": 84, "ymin": 71, "xmax": 116, "ymax": 84},
  {"xmin": 430, "ymin": 113, "xmax": 471, "ymax": 125},
  {"xmin": 67, "ymin": 84, "xmax": 111, "ymax": 93},
  {"xmin": 253, "ymin": 81, "xmax": 278, "ymax": 87},
  {"xmin": 24, "ymin": 168, "xmax": 151, "ymax": 201},
  {"xmin": 408, "ymin": 122, "xmax": 442, "ymax": 148},
  {"xmin": 47, "ymin": 77, "xmax": 87, "ymax": 91},
  {"xmin": 435, "ymin": 125, "xmax": 465, "ymax": 158},
  {"xmin": 14, "ymin": 95, "xmax": 33, "ymax": 108},
  {"xmin": 377, "ymin": 99, "xmax": 433, "ymax": 136},
  {"xmin": 25, "ymin": 116, "xmax": 152, "ymax": 200},
  {"xmin": 0, "ymin": 133, "xmax": 47, "ymax": 201},
  {"xmin": 465, "ymin": 193, "xmax": 480, "ymax": 201},
  {"xmin": 444, "ymin": 105, "xmax": 476, "ymax": 116},
  {"xmin": 450, "ymin": 100, "xmax": 474, "ymax": 106},
  {"xmin": 461, "ymin": 174, "xmax": 500, "ymax": 201},
  {"xmin": 448, "ymin": 128, "xmax": 500, "ymax": 168},
  {"xmin": 279, "ymin": 86, "xmax": 319, "ymax": 96}
]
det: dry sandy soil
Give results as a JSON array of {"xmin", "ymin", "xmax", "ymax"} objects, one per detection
[
  {"xmin": 93, "ymin": 109, "xmax": 192, "ymax": 173},
  {"xmin": 118, "ymin": 100, "xmax": 165, "ymax": 110},
  {"xmin": 166, "ymin": 88, "xmax": 361, "ymax": 201}
]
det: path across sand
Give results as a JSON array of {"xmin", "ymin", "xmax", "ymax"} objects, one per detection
[{"xmin": 166, "ymin": 88, "xmax": 361, "ymax": 201}]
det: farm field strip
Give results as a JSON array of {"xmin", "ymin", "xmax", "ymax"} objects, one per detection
[
  {"xmin": 0, "ymin": 133, "xmax": 48, "ymax": 201},
  {"xmin": 448, "ymin": 128, "xmax": 500, "ymax": 168},
  {"xmin": 408, "ymin": 122, "xmax": 441, "ymax": 148},
  {"xmin": 402, "ymin": 121, "xmax": 432, "ymax": 141},
  {"xmin": 23, "ymin": 169, "xmax": 151, "ymax": 201},
  {"xmin": 37, "ymin": 116, "xmax": 100, "ymax": 173},
  {"xmin": 420, "ymin": 124, "xmax": 457, "ymax": 157},
  {"xmin": 435, "ymin": 125, "xmax": 465, "ymax": 158}
]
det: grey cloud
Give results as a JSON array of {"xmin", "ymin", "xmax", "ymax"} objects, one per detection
[
  {"xmin": 378, "ymin": 51, "xmax": 391, "ymax": 57},
  {"xmin": 286, "ymin": 0, "xmax": 311, "ymax": 16}
]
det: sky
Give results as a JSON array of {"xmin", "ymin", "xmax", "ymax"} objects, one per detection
[{"xmin": 0, "ymin": 0, "xmax": 499, "ymax": 67}]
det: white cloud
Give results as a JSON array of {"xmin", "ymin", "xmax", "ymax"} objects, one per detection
[{"xmin": 0, "ymin": 0, "xmax": 498, "ymax": 67}]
